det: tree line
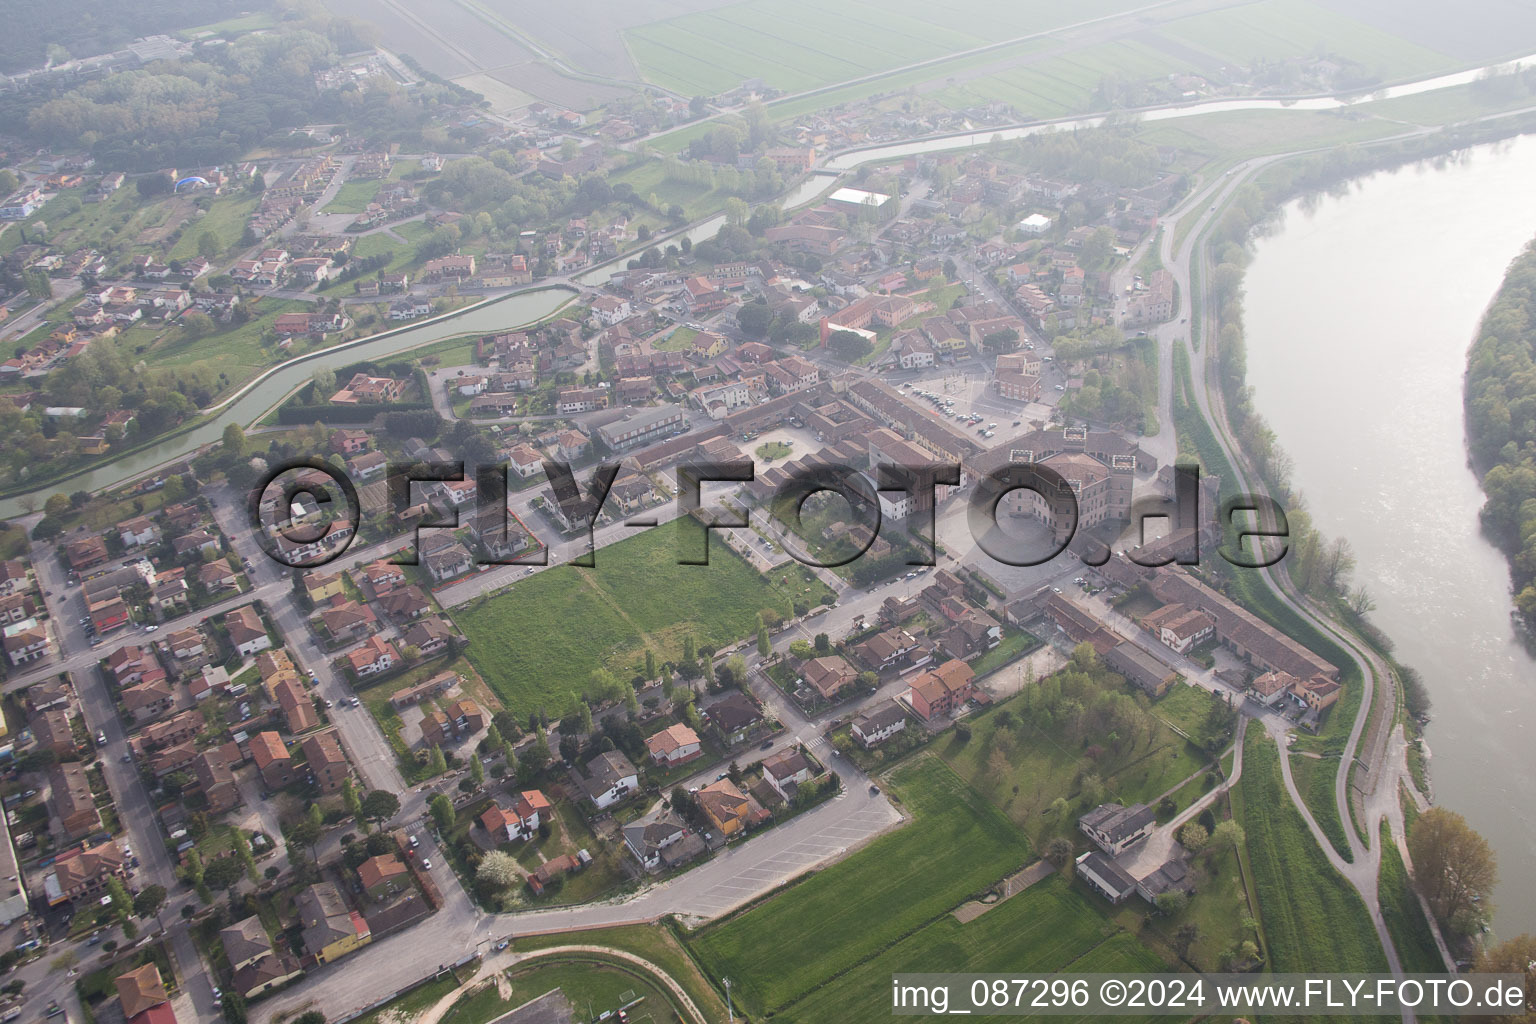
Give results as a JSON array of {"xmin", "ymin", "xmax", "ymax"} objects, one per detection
[{"xmin": 1465, "ymin": 236, "xmax": 1536, "ymax": 626}]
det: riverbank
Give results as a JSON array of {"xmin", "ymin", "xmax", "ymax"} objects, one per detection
[
  {"xmin": 1235, "ymin": 133, "xmax": 1536, "ymax": 938},
  {"xmin": 1462, "ymin": 235, "xmax": 1536, "ymax": 631}
]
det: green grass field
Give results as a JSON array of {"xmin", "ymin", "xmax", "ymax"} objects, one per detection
[
  {"xmin": 687, "ymin": 755, "xmax": 1029, "ymax": 1017},
  {"xmin": 1376, "ymin": 820, "xmax": 1447, "ymax": 975},
  {"xmin": 515, "ymin": 924, "xmax": 731, "ymax": 1023},
  {"xmin": 169, "ymin": 195, "xmax": 259, "ymax": 261},
  {"xmin": 456, "ymin": 518, "xmax": 831, "ymax": 718},
  {"xmin": 323, "ymin": 178, "xmax": 385, "ymax": 215},
  {"xmin": 1289, "ymin": 749, "xmax": 1353, "ymax": 861},
  {"xmin": 1234, "ymin": 724, "xmax": 1386, "ymax": 977},
  {"xmin": 135, "ymin": 298, "xmax": 311, "ymax": 383},
  {"xmin": 444, "ymin": 961, "xmax": 676, "ymax": 1024},
  {"xmin": 624, "ymin": 0, "xmax": 1130, "ymax": 96},
  {"xmin": 785, "ymin": 875, "xmax": 1167, "ymax": 1024},
  {"xmin": 940, "ymin": 681, "xmax": 1209, "ymax": 847}
]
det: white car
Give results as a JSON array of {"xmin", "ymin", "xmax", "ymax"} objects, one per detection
[
  {"xmin": 421, "ymin": 858, "xmax": 432, "ymax": 870},
  {"xmin": 144, "ymin": 625, "xmax": 158, "ymax": 632}
]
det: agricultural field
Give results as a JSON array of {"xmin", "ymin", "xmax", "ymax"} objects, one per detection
[
  {"xmin": 1155, "ymin": 0, "xmax": 1453, "ymax": 82},
  {"xmin": 687, "ymin": 755, "xmax": 1029, "ymax": 1018},
  {"xmin": 622, "ymin": 0, "xmax": 1132, "ymax": 97},
  {"xmin": 1232, "ymin": 723, "xmax": 1387, "ymax": 976},
  {"xmin": 456, "ymin": 518, "xmax": 831, "ymax": 719},
  {"xmin": 785, "ymin": 875, "xmax": 1167, "ymax": 1024}
]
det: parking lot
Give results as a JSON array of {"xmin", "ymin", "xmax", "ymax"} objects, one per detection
[{"xmin": 898, "ymin": 371, "xmax": 1062, "ymax": 438}]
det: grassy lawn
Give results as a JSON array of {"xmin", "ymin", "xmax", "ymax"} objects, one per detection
[
  {"xmin": 687, "ymin": 755, "xmax": 1028, "ymax": 1018},
  {"xmin": 1289, "ymin": 750, "xmax": 1353, "ymax": 861},
  {"xmin": 753, "ymin": 440, "xmax": 791, "ymax": 461},
  {"xmin": 456, "ymin": 518, "xmax": 832, "ymax": 719},
  {"xmin": 1149, "ymin": 682, "xmax": 1223, "ymax": 740},
  {"xmin": 1234, "ymin": 723, "xmax": 1386, "ymax": 977},
  {"xmin": 966, "ymin": 625, "xmax": 1040, "ymax": 678},
  {"xmin": 507, "ymin": 801, "xmax": 628, "ymax": 906},
  {"xmin": 134, "ymin": 298, "xmax": 312, "ymax": 383},
  {"xmin": 784, "ymin": 874, "xmax": 1166, "ymax": 1024},
  {"xmin": 651, "ymin": 325, "xmax": 698, "ymax": 352},
  {"xmin": 940, "ymin": 674, "xmax": 1210, "ymax": 848},
  {"xmin": 606, "ymin": 158, "xmax": 723, "ymax": 223},
  {"xmin": 323, "ymin": 178, "xmax": 385, "ymax": 215},
  {"xmin": 444, "ymin": 960, "xmax": 677, "ymax": 1024},
  {"xmin": 168, "ymin": 195, "xmax": 259, "ymax": 261},
  {"xmin": 516, "ymin": 924, "xmax": 731, "ymax": 1023},
  {"xmin": 1376, "ymin": 819, "xmax": 1446, "ymax": 975}
]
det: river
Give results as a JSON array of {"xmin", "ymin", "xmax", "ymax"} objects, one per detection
[{"xmin": 1243, "ymin": 133, "xmax": 1536, "ymax": 938}]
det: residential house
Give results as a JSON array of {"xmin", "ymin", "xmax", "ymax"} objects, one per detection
[
  {"xmin": 358, "ymin": 854, "xmax": 409, "ymax": 900},
  {"xmin": 696, "ymin": 778, "xmax": 752, "ymax": 838},
  {"xmin": 297, "ymin": 882, "xmax": 371, "ymax": 963},
  {"xmin": 399, "ymin": 616, "xmax": 455, "ymax": 657},
  {"xmin": 251, "ymin": 732, "xmax": 294, "ymax": 789},
  {"xmin": 51, "ymin": 763, "xmax": 101, "ymax": 839},
  {"xmin": 42, "ymin": 839, "xmax": 126, "ymax": 905},
  {"xmin": 232, "ymin": 954, "xmax": 303, "ymax": 1001},
  {"xmin": 274, "ymin": 678, "xmax": 318, "ymax": 734},
  {"xmin": 120, "ymin": 679, "xmax": 175, "ymax": 722},
  {"xmin": 622, "ymin": 816, "xmax": 701, "ymax": 872},
  {"xmin": 1078, "ymin": 803, "xmax": 1155, "ymax": 856},
  {"xmin": 30, "ymin": 708, "xmax": 75, "ymax": 758},
  {"xmin": 906, "ymin": 660, "xmax": 977, "ymax": 721},
  {"xmin": 226, "ymin": 606, "xmax": 271, "ymax": 657},
  {"xmin": 644, "ymin": 723, "xmax": 702, "ymax": 767},
  {"xmin": 1141, "ymin": 603, "xmax": 1215, "ymax": 654},
  {"xmin": 303, "ymin": 571, "xmax": 346, "ymax": 605},
  {"xmin": 200, "ymin": 561, "xmax": 240, "ymax": 593},
  {"xmin": 118, "ymin": 516, "xmax": 160, "ymax": 548},
  {"xmin": 377, "ymin": 586, "xmax": 431, "ymax": 622},
  {"xmin": 115, "ymin": 964, "xmax": 169, "ymax": 1019},
  {"xmin": 480, "ymin": 790, "xmax": 552, "ymax": 841},
  {"xmin": 221, "ymin": 917, "xmax": 274, "ymax": 974},
  {"xmin": 423, "ymin": 543, "xmax": 473, "ymax": 583},
  {"xmin": 578, "ymin": 750, "xmax": 639, "ymax": 809},
  {"xmin": 800, "ymin": 655, "xmax": 857, "ymax": 700},
  {"xmin": 702, "ymin": 692, "xmax": 763, "ymax": 746},
  {"xmin": 851, "ymin": 701, "xmax": 908, "ymax": 748},
  {"xmin": 194, "ymin": 752, "xmax": 241, "ymax": 814},
  {"xmin": 346, "ymin": 636, "xmax": 399, "ymax": 678},
  {"xmin": 319, "ymin": 600, "xmax": 377, "ymax": 643},
  {"xmin": 301, "ymin": 731, "xmax": 349, "ymax": 794},
  {"xmin": 761, "ymin": 749, "xmax": 814, "ymax": 801}
]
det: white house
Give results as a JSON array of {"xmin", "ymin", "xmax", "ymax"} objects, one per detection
[
  {"xmin": 850, "ymin": 701, "xmax": 908, "ymax": 748},
  {"xmin": 580, "ymin": 750, "xmax": 639, "ymax": 809}
]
